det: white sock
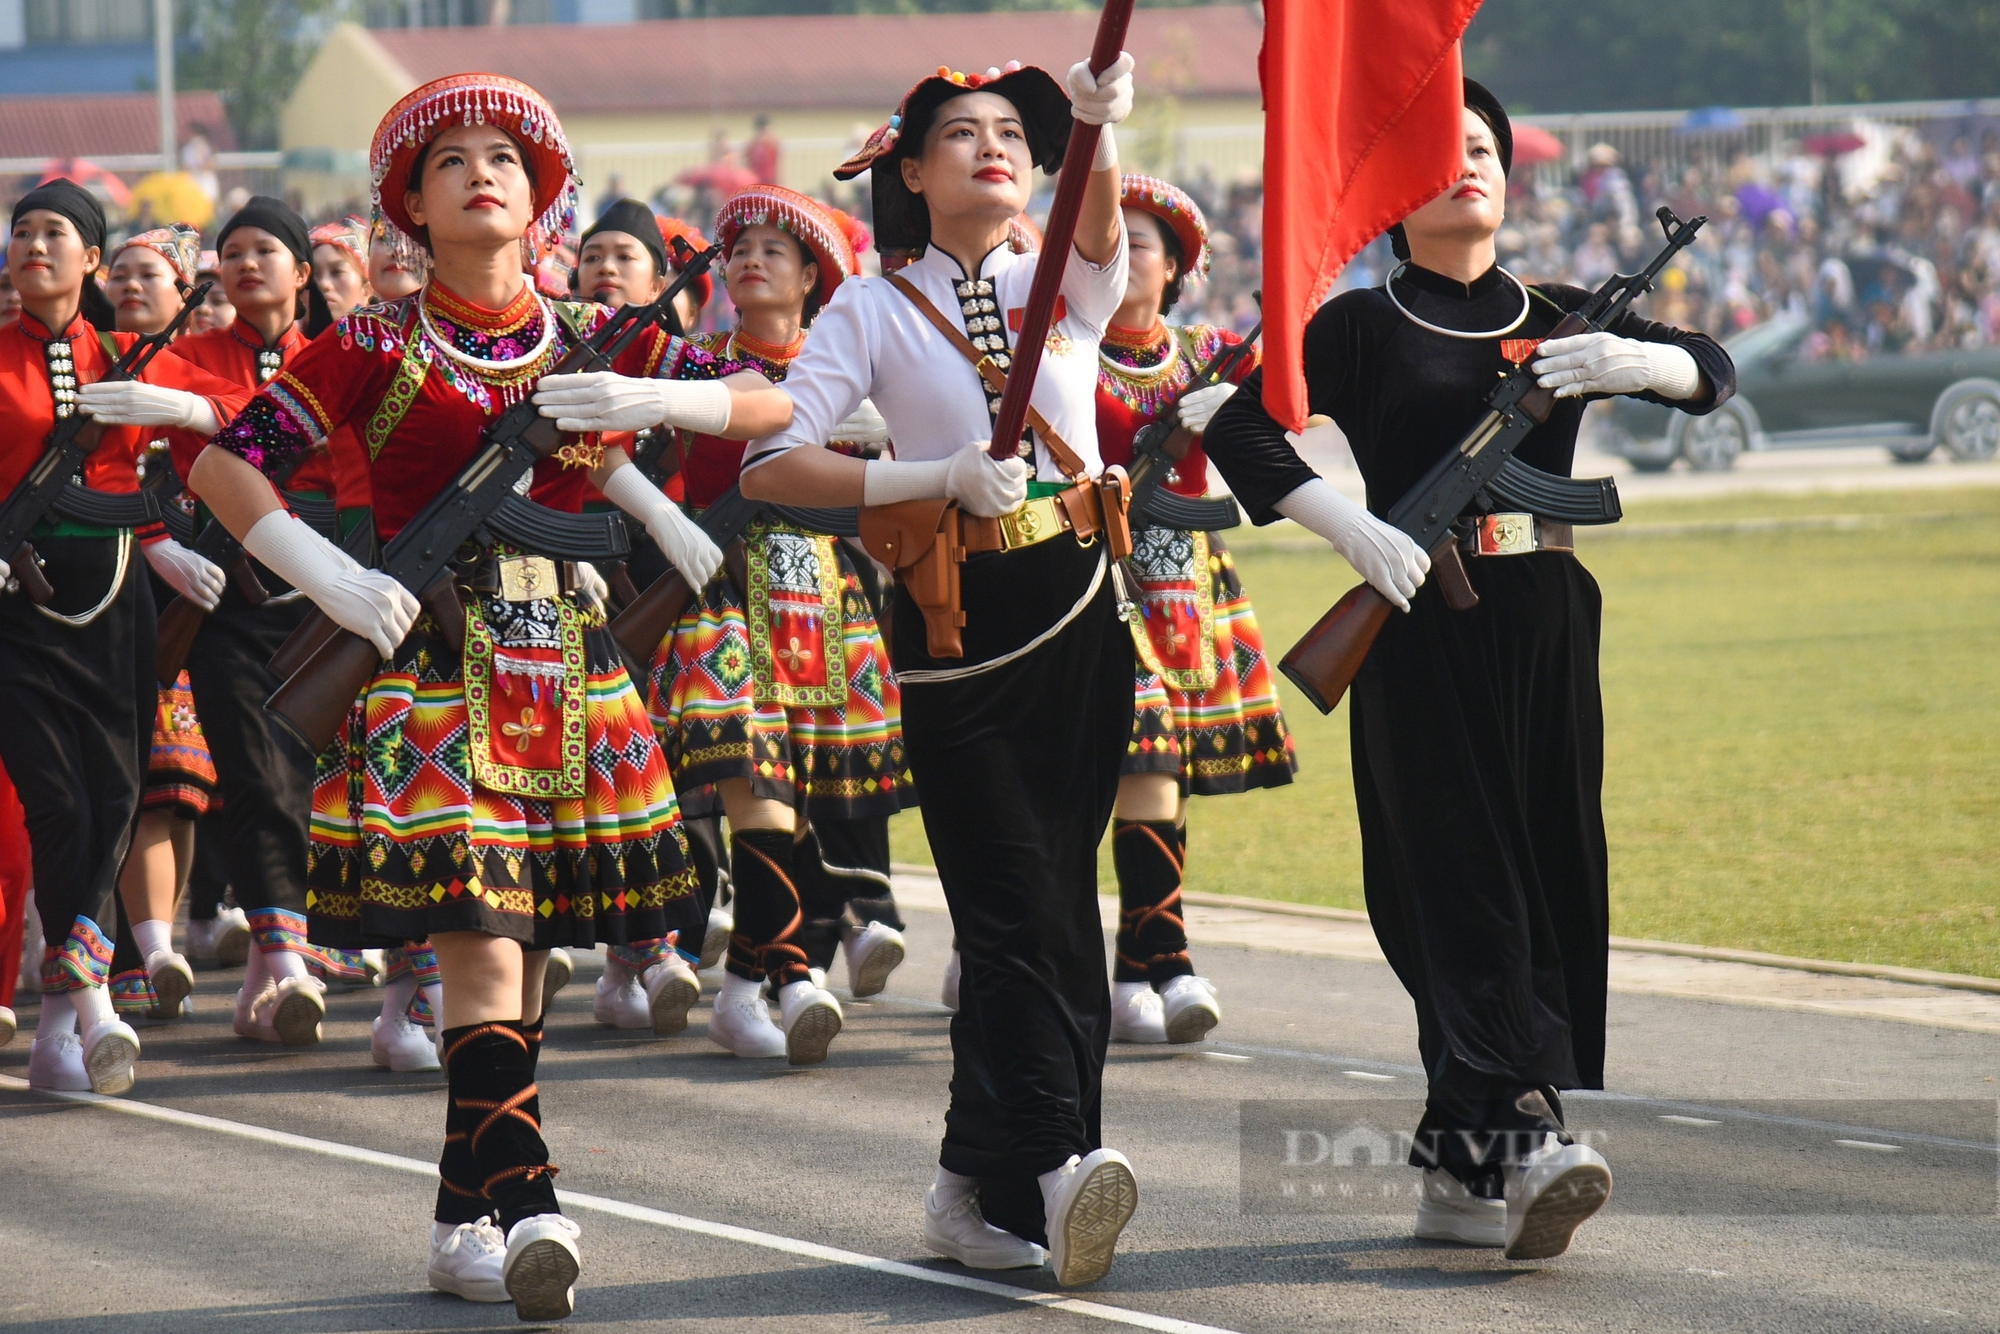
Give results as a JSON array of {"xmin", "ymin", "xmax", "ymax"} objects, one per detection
[
  {"xmin": 777, "ymin": 978, "xmax": 815, "ymax": 1007},
  {"xmin": 419, "ymin": 982, "xmax": 443, "ymax": 1025},
  {"xmin": 71, "ymin": 983, "xmax": 115, "ymax": 1032},
  {"xmin": 932, "ymin": 1165, "xmax": 977, "ymax": 1204},
  {"xmin": 602, "ymin": 955, "xmax": 635, "ymax": 985},
  {"xmin": 240, "ymin": 941, "xmax": 272, "ymax": 997},
  {"xmin": 718, "ymin": 971, "xmax": 763, "ymax": 1005},
  {"xmin": 133, "ymin": 919, "xmax": 173, "ymax": 962},
  {"xmin": 263, "ymin": 946, "xmax": 309, "ymax": 983},
  {"xmin": 381, "ymin": 971, "xmax": 419, "ymax": 1025},
  {"xmin": 37, "ymin": 998, "xmax": 77, "ymax": 1040}
]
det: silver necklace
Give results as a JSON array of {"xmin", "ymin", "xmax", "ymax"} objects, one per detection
[
  {"xmin": 418, "ymin": 284, "xmax": 557, "ymax": 372},
  {"xmin": 1384, "ymin": 264, "xmax": 1530, "ymax": 339}
]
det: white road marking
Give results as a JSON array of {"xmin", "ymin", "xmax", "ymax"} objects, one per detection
[
  {"xmin": 0, "ymin": 1075, "xmax": 1242, "ymax": 1334},
  {"xmin": 1833, "ymin": 1139, "xmax": 1903, "ymax": 1153},
  {"xmin": 1660, "ymin": 1115, "xmax": 1722, "ymax": 1126},
  {"xmin": 1342, "ymin": 1070, "xmax": 1397, "ymax": 1082}
]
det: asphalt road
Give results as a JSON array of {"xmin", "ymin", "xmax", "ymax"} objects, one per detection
[{"xmin": 3, "ymin": 901, "xmax": 1996, "ymax": 1334}]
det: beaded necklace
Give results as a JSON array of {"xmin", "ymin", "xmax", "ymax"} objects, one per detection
[
  {"xmin": 1098, "ymin": 322, "xmax": 1202, "ymax": 418},
  {"xmin": 413, "ymin": 283, "xmax": 564, "ymax": 412}
]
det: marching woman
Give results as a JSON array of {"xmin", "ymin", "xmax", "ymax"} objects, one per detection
[
  {"xmin": 3, "ymin": 181, "xmax": 249, "ymax": 1095},
  {"xmin": 103, "ymin": 222, "xmax": 224, "ymax": 1023},
  {"xmin": 1092, "ymin": 175, "xmax": 1293, "ymax": 1046},
  {"xmin": 159, "ymin": 196, "xmax": 377, "ymax": 1048},
  {"xmin": 580, "ymin": 52, "xmax": 1147, "ymax": 1285},
  {"xmin": 367, "ymin": 217, "xmax": 426, "ymax": 302},
  {"xmin": 591, "ymin": 185, "xmax": 912, "ymax": 1060},
  {"xmin": 187, "ymin": 73, "xmax": 788, "ymax": 1319},
  {"xmin": 311, "ymin": 215, "xmax": 374, "ymax": 324},
  {"xmin": 1202, "ymin": 81, "xmax": 1734, "ymax": 1260}
]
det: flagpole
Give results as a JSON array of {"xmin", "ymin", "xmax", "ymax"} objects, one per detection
[
  {"xmin": 155, "ymin": 0, "xmax": 176, "ymax": 175},
  {"xmin": 986, "ymin": 0, "xmax": 1136, "ymax": 464}
]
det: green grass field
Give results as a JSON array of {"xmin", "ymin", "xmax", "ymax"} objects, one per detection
[{"xmin": 891, "ymin": 483, "xmax": 2000, "ymax": 978}]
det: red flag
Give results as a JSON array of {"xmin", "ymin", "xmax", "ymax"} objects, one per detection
[{"xmin": 1259, "ymin": 0, "xmax": 1483, "ymax": 431}]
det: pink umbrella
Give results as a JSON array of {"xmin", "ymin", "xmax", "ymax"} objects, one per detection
[
  {"xmin": 1802, "ymin": 131, "xmax": 1866, "ymax": 157},
  {"xmin": 676, "ymin": 162, "xmax": 759, "ymax": 196},
  {"xmin": 1512, "ymin": 125, "xmax": 1565, "ymax": 167},
  {"xmin": 38, "ymin": 158, "xmax": 132, "ymax": 208}
]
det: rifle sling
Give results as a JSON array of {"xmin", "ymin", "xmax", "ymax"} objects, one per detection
[{"xmin": 885, "ymin": 274, "xmax": 1089, "ymax": 482}]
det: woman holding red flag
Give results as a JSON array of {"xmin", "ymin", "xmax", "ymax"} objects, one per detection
[
  {"xmin": 185, "ymin": 73, "xmax": 788, "ymax": 1319},
  {"xmin": 547, "ymin": 52, "xmax": 1147, "ymax": 1286},
  {"xmin": 1203, "ymin": 80, "xmax": 1734, "ymax": 1261}
]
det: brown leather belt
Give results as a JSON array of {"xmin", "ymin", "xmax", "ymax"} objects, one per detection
[
  {"xmin": 959, "ymin": 482, "xmax": 1107, "ymax": 555},
  {"xmin": 1458, "ymin": 513, "xmax": 1574, "ymax": 557},
  {"xmin": 459, "ymin": 551, "xmax": 586, "ymax": 599}
]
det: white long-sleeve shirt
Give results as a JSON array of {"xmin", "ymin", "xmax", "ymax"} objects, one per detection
[{"xmin": 744, "ymin": 234, "xmax": 1129, "ymax": 483}]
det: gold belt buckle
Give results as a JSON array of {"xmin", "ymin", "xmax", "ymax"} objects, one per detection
[
  {"xmin": 497, "ymin": 555, "xmax": 560, "ymax": 601},
  {"xmin": 997, "ymin": 495, "xmax": 1062, "ymax": 551},
  {"xmin": 1477, "ymin": 513, "xmax": 1537, "ymax": 557}
]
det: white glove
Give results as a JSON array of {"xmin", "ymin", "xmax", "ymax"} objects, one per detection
[
  {"xmin": 1067, "ymin": 51, "xmax": 1135, "ymax": 126},
  {"xmin": 1274, "ymin": 474, "xmax": 1429, "ymax": 612},
  {"xmin": 599, "ymin": 463, "xmax": 724, "ymax": 589},
  {"xmin": 1531, "ymin": 331, "xmax": 1701, "ymax": 401},
  {"xmin": 829, "ymin": 398, "xmax": 890, "ymax": 446},
  {"xmin": 143, "ymin": 536, "xmax": 226, "ymax": 612},
  {"xmin": 1177, "ymin": 382, "xmax": 1237, "ymax": 434},
  {"xmin": 534, "ymin": 372, "xmax": 733, "ymax": 435},
  {"xmin": 573, "ymin": 560, "xmax": 610, "ymax": 608},
  {"xmin": 862, "ymin": 442, "xmax": 1029, "ymax": 518},
  {"xmin": 242, "ymin": 511, "xmax": 419, "ymax": 659},
  {"xmin": 78, "ymin": 381, "xmax": 220, "ymax": 435}
]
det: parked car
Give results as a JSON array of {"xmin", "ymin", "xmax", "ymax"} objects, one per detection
[{"xmin": 1597, "ymin": 315, "xmax": 2000, "ymax": 470}]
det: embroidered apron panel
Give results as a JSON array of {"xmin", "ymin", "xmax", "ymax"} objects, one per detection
[
  {"xmin": 745, "ymin": 522, "xmax": 847, "ymax": 708},
  {"xmin": 462, "ymin": 593, "xmax": 588, "ymax": 799},
  {"xmin": 1126, "ymin": 526, "xmax": 1217, "ymax": 692}
]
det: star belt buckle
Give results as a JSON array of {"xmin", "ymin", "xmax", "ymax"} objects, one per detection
[
  {"xmin": 1476, "ymin": 513, "xmax": 1537, "ymax": 556},
  {"xmin": 497, "ymin": 555, "xmax": 560, "ymax": 601},
  {"xmin": 997, "ymin": 495, "xmax": 1062, "ymax": 551}
]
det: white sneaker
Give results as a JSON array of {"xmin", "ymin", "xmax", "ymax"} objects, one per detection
[
  {"xmin": 1159, "ymin": 975, "xmax": 1221, "ymax": 1044},
  {"xmin": 27, "ymin": 1031, "xmax": 90, "ymax": 1091},
  {"xmin": 642, "ymin": 956, "xmax": 700, "ymax": 1035},
  {"xmin": 777, "ymin": 979, "xmax": 843, "ymax": 1067},
  {"xmin": 81, "ymin": 1018, "xmax": 141, "ymax": 1096},
  {"xmin": 808, "ymin": 965, "xmax": 828, "ymax": 991},
  {"xmin": 212, "ymin": 906, "xmax": 252, "ymax": 967},
  {"xmin": 1040, "ymin": 1149, "xmax": 1139, "ymax": 1287},
  {"xmin": 941, "ymin": 948, "xmax": 961, "ymax": 1012},
  {"xmin": 146, "ymin": 951, "xmax": 195, "ymax": 1019},
  {"xmin": 842, "ymin": 920, "xmax": 906, "ymax": 998},
  {"xmin": 924, "ymin": 1180, "xmax": 1047, "ymax": 1269},
  {"xmin": 504, "ymin": 1213, "xmax": 581, "ymax": 1322},
  {"xmin": 183, "ymin": 917, "xmax": 223, "ymax": 965},
  {"xmin": 592, "ymin": 967, "xmax": 651, "ymax": 1029},
  {"xmin": 372, "ymin": 1014, "xmax": 441, "ymax": 1072},
  {"xmin": 542, "ymin": 947, "xmax": 574, "ymax": 1001},
  {"xmin": 1503, "ymin": 1136, "xmax": 1613, "ymax": 1260},
  {"xmin": 708, "ymin": 983, "xmax": 787, "ymax": 1058},
  {"xmin": 1109, "ymin": 981, "xmax": 1167, "ymax": 1044},
  {"xmin": 1414, "ymin": 1168, "xmax": 1506, "ymax": 1246},
  {"xmin": 0, "ymin": 1005, "xmax": 15, "ymax": 1048},
  {"xmin": 699, "ymin": 908, "xmax": 732, "ymax": 970},
  {"xmin": 233, "ymin": 978, "xmax": 279, "ymax": 1041},
  {"xmin": 271, "ymin": 975, "xmax": 327, "ymax": 1046},
  {"xmin": 428, "ymin": 1215, "xmax": 509, "ymax": 1303}
]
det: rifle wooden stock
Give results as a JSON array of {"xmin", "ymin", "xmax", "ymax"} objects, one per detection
[
  {"xmin": 266, "ymin": 626, "xmax": 382, "ymax": 753},
  {"xmin": 155, "ymin": 593, "xmax": 206, "ymax": 685},
  {"xmin": 1278, "ymin": 534, "xmax": 1465, "ymax": 715},
  {"xmin": 230, "ymin": 555, "xmax": 270, "ymax": 605},
  {"xmin": 609, "ymin": 567, "xmax": 693, "ymax": 667},
  {"xmin": 270, "ymin": 607, "xmax": 338, "ymax": 679}
]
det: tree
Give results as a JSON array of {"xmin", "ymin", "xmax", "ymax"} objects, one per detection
[{"xmin": 178, "ymin": 0, "xmax": 352, "ymax": 150}]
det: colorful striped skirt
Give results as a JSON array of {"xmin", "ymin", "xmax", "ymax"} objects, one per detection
[
  {"xmin": 141, "ymin": 671, "xmax": 215, "ymax": 820},
  {"xmin": 305, "ymin": 589, "xmax": 699, "ymax": 952},
  {"xmin": 1123, "ymin": 529, "xmax": 1298, "ymax": 795},
  {"xmin": 646, "ymin": 523, "xmax": 913, "ymax": 821}
]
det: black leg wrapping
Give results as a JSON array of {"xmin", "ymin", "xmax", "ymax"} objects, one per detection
[
  {"xmin": 435, "ymin": 1022, "xmax": 559, "ymax": 1230},
  {"xmin": 1409, "ymin": 1054, "xmax": 1570, "ymax": 1197},
  {"xmin": 1112, "ymin": 819, "xmax": 1192, "ymax": 985},
  {"xmin": 725, "ymin": 828, "xmax": 811, "ymax": 988}
]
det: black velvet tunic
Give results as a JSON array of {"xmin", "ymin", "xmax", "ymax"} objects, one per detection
[{"xmin": 1204, "ymin": 264, "xmax": 1733, "ymax": 1108}]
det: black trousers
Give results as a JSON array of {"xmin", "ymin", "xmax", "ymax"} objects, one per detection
[
  {"xmin": 0, "ymin": 536, "xmax": 154, "ymax": 952},
  {"xmin": 893, "ymin": 536, "xmax": 1131, "ymax": 1223},
  {"xmin": 1350, "ymin": 553, "xmax": 1608, "ymax": 1179},
  {"xmin": 184, "ymin": 585, "xmax": 315, "ymax": 930}
]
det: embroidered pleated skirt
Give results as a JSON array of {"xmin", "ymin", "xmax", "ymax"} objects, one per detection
[
  {"xmin": 305, "ymin": 586, "xmax": 700, "ymax": 952},
  {"xmin": 1121, "ymin": 528, "xmax": 1297, "ymax": 795},
  {"xmin": 140, "ymin": 670, "xmax": 216, "ymax": 820},
  {"xmin": 646, "ymin": 520, "xmax": 914, "ymax": 821}
]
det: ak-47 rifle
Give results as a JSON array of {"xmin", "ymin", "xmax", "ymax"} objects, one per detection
[
  {"xmin": 0, "ymin": 280, "xmax": 212, "ymax": 604},
  {"xmin": 265, "ymin": 238, "xmax": 721, "ymax": 753},
  {"xmin": 1122, "ymin": 319, "xmax": 1260, "ymax": 533},
  {"xmin": 1278, "ymin": 206, "xmax": 1705, "ymax": 715}
]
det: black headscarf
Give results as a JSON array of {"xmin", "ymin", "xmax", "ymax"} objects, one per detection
[
  {"xmin": 216, "ymin": 195, "xmax": 332, "ymax": 336},
  {"xmin": 580, "ymin": 198, "xmax": 667, "ymax": 281},
  {"xmin": 12, "ymin": 178, "xmax": 107, "ymax": 253},
  {"xmin": 1388, "ymin": 78, "xmax": 1514, "ymax": 262},
  {"xmin": 12, "ymin": 179, "xmax": 115, "ymax": 331}
]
